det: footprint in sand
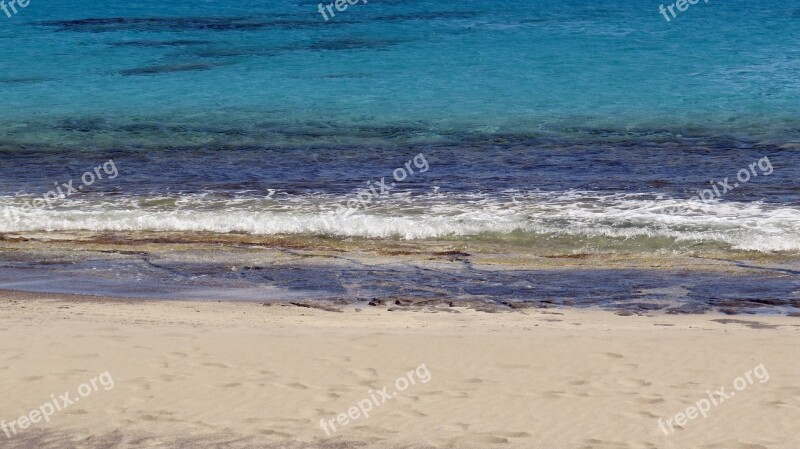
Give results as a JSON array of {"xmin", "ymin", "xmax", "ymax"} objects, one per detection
[
  {"xmin": 396, "ymin": 409, "xmax": 428, "ymax": 418},
  {"xmin": 139, "ymin": 414, "xmax": 180, "ymax": 423},
  {"xmin": 321, "ymin": 355, "xmax": 352, "ymax": 364},
  {"xmin": 275, "ymin": 382, "xmax": 308, "ymax": 391},
  {"xmin": 54, "ymin": 368, "xmax": 89, "ymax": 375},
  {"xmin": 631, "ymin": 395, "xmax": 664, "ymax": 405},
  {"xmin": 327, "ymin": 383, "xmax": 355, "ymax": 393},
  {"xmin": 3, "ymin": 352, "xmax": 27, "ymax": 361},
  {"xmin": 201, "ymin": 362, "xmax": 232, "ymax": 369},
  {"xmin": 541, "ymin": 390, "xmax": 567, "ymax": 399},
  {"xmin": 452, "ymin": 434, "xmax": 510, "ymax": 445},
  {"xmin": 444, "ymin": 391, "xmax": 470, "ymax": 399},
  {"xmin": 497, "ymin": 431, "xmax": 531, "ymax": 438},
  {"xmin": 350, "ymin": 367, "xmax": 379, "ymax": 379},
  {"xmin": 160, "ymin": 374, "xmax": 184, "ymax": 382},
  {"xmin": 357, "ymin": 379, "xmax": 378, "ymax": 387},
  {"xmin": 351, "ymin": 425, "xmax": 399, "ymax": 436},
  {"xmin": 417, "ymin": 390, "xmax": 446, "ymax": 397},
  {"xmin": 618, "ymin": 378, "xmax": 652, "ymax": 388},
  {"xmin": 441, "ymin": 422, "xmax": 470, "ymax": 431},
  {"xmin": 257, "ymin": 429, "xmax": 292, "ymax": 437}
]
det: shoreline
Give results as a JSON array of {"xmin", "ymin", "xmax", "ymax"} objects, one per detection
[
  {"xmin": 2, "ymin": 233, "xmax": 800, "ymax": 315},
  {"xmin": 4, "ymin": 288, "xmax": 800, "ymax": 321},
  {"xmin": 1, "ymin": 288, "xmax": 799, "ymax": 317}
]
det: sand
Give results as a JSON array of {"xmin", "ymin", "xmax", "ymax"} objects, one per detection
[{"xmin": 0, "ymin": 291, "xmax": 798, "ymax": 449}]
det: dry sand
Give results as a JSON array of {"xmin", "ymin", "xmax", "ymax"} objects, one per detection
[{"xmin": 0, "ymin": 291, "xmax": 798, "ymax": 449}]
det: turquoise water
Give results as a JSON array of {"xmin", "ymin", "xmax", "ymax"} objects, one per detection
[{"xmin": 1, "ymin": 0, "xmax": 799, "ymax": 141}]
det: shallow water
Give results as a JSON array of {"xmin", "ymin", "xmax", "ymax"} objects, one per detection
[
  {"xmin": 1, "ymin": 141, "xmax": 799, "ymax": 253},
  {"xmin": 1, "ymin": 241, "xmax": 798, "ymax": 314}
]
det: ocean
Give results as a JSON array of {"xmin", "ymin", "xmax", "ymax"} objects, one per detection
[{"xmin": 0, "ymin": 0, "xmax": 798, "ymax": 313}]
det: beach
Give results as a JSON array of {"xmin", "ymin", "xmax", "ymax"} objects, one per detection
[
  {"xmin": 2, "ymin": 0, "xmax": 799, "ymax": 447},
  {"xmin": 1, "ymin": 291, "xmax": 798, "ymax": 449}
]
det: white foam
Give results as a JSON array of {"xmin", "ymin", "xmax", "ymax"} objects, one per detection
[{"xmin": 2, "ymin": 191, "xmax": 799, "ymax": 252}]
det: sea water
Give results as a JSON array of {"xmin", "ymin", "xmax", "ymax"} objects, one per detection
[{"xmin": 1, "ymin": 0, "xmax": 799, "ymax": 253}]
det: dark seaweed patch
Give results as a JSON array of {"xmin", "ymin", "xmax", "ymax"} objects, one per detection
[
  {"xmin": 116, "ymin": 123, "xmax": 169, "ymax": 133},
  {"xmin": 710, "ymin": 319, "xmax": 780, "ymax": 330},
  {"xmin": 374, "ymin": 11, "xmax": 480, "ymax": 22},
  {"xmin": 318, "ymin": 73, "xmax": 372, "ymax": 79},
  {"xmin": 109, "ymin": 40, "xmax": 213, "ymax": 48},
  {"xmin": 119, "ymin": 61, "xmax": 229, "ymax": 76},
  {"xmin": 58, "ymin": 117, "xmax": 109, "ymax": 132},
  {"xmin": 313, "ymin": 37, "xmax": 406, "ymax": 51},
  {"xmin": 0, "ymin": 77, "xmax": 58, "ymax": 84},
  {"xmin": 646, "ymin": 179, "xmax": 671, "ymax": 188},
  {"xmin": 38, "ymin": 17, "xmax": 268, "ymax": 33},
  {"xmin": 37, "ymin": 16, "xmax": 330, "ymax": 33},
  {"xmin": 190, "ymin": 47, "xmax": 282, "ymax": 58}
]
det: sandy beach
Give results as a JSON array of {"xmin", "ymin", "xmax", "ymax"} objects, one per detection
[
  {"xmin": 2, "ymin": 1, "xmax": 798, "ymax": 448},
  {"xmin": 1, "ymin": 291, "xmax": 798, "ymax": 449}
]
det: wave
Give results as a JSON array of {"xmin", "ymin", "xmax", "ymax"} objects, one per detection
[
  {"xmin": 2, "ymin": 191, "xmax": 800, "ymax": 252},
  {"xmin": 0, "ymin": 191, "xmax": 800, "ymax": 252}
]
